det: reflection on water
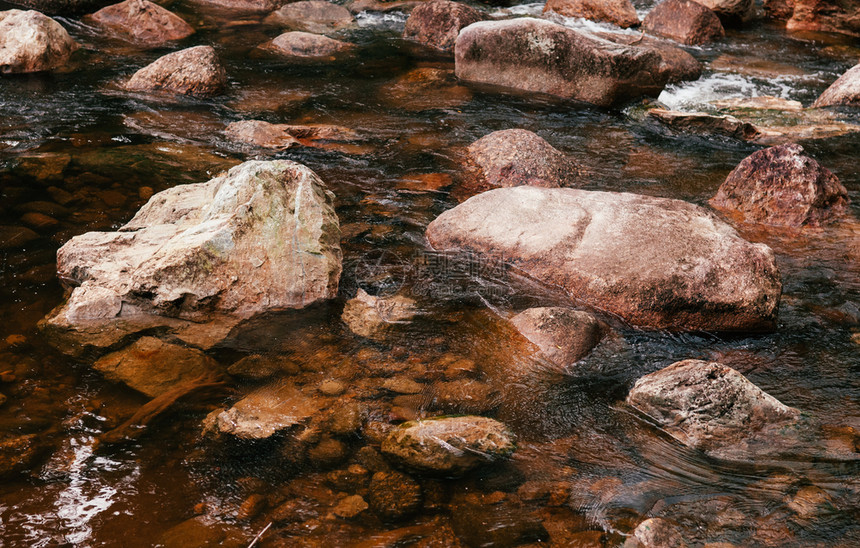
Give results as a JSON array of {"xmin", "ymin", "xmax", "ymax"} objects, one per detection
[{"xmin": 0, "ymin": 0, "xmax": 858, "ymax": 545}]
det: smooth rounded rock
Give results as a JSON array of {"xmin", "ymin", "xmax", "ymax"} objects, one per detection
[
  {"xmin": 125, "ymin": 45, "xmax": 226, "ymax": 97},
  {"xmin": 381, "ymin": 416, "xmax": 516, "ymax": 475},
  {"xmin": 643, "ymin": 0, "xmax": 725, "ymax": 45},
  {"xmin": 510, "ymin": 307, "xmax": 606, "ymax": 366},
  {"xmin": 0, "ymin": 10, "xmax": 78, "ymax": 73},
  {"xmin": 403, "ymin": 0, "xmax": 485, "ymax": 53},
  {"xmin": 544, "ymin": 0, "xmax": 639, "ymax": 29},
  {"xmin": 813, "ymin": 62, "xmax": 860, "ymax": 108},
  {"xmin": 87, "ymin": 0, "xmax": 194, "ymax": 47}
]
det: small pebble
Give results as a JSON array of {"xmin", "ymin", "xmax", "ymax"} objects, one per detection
[
  {"xmin": 319, "ymin": 379, "xmax": 347, "ymax": 396},
  {"xmin": 332, "ymin": 495, "xmax": 368, "ymax": 519}
]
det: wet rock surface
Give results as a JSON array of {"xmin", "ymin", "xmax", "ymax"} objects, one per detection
[
  {"xmin": 267, "ymin": 1, "xmax": 354, "ymax": 33},
  {"xmin": 427, "ymin": 186, "xmax": 781, "ymax": 332},
  {"xmin": 813, "ymin": 62, "xmax": 860, "ymax": 108},
  {"xmin": 711, "ymin": 143, "xmax": 850, "ymax": 227},
  {"xmin": 594, "ymin": 31, "xmax": 702, "ymax": 84},
  {"xmin": 454, "ymin": 18, "xmax": 668, "ymax": 107},
  {"xmin": 643, "ymin": 0, "xmax": 725, "ymax": 45},
  {"xmin": 626, "ymin": 360, "xmax": 802, "ymax": 459},
  {"xmin": 341, "ymin": 289, "xmax": 418, "ymax": 341},
  {"xmin": 647, "ymin": 108, "xmax": 761, "ymax": 141},
  {"xmin": 459, "ymin": 128, "xmax": 582, "ymax": 197},
  {"xmin": 510, "ymin": 307, "xmax": 607, "ymax": 367},
  {"xmin": 381, "ymin": 416, "xmax": 516, "ymax": 475},
  {"xmin": 93, "ymin": 336, "xmax": 220, "ymax": 397},
  {"xmin": 124, "ymin": 45, "xmax": 226, "ymax": 96},
  {"xmin": 86, "ymin": 0, "xmax": 194, "ymax": 47},
  {"xmin": 0, "ymin": 10, "xmax": 79, "ymax": 73},
  {"xmin": 261, "ymin": 31, "xmax": 355, "ymax": 62},
  {"xmin": 544, "ymin": 0, "xmax": 640, "ymax": 29},
  {"xmin": 786, "ymin": 0, "xmax": 860, "ymax": 37},
  {"xmin": 403, "ymin": 0, "xmax": 485, "ymax": 54}
]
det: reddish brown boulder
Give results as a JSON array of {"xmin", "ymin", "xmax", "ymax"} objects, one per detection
[
  {"xmin": 643, "ymin": 0, "xmax": 725, "ymax": 45},
  {"xmin": 595, "ymin": 31, "xmax": 702, "ymax": 83},
  {"xmin": 510, "ymin": 307, "xmax": 607, "ymax": 366},
  {"xmin": 189, "ymin": 0, "xmax": 285, "ymax": 12},
  {"xmin": 403, "ymin": 0, "xmax": 484, "ymax": 54},
  {"xmin": 454, "ymin": 18, "xmax": 667, "ymax": 108},
  {"xmin": 710, "ymin": 144, "xmax": 849, "ymax": 227},
  {"xmin": 696, "ymin": 0, "xmax": 754, "ymax": 24},
  {"xmin": 647, "ymin": 108, "xmax": 761, "ymax": 141},
  {"xmin": 125, "ymin": 45, "xmax": 226, "ymax": 97},
  {"xmin": 266, "ymin": 1, "xmax": 354, "ymax": 33},
  {"xmin": 5, "ymin": 0, "xmax": 111, "ymax": 15},
  {"xmin": 543, "ymin": 0, "xmax": 639, "ymax": 29},
  {"xmin": 786, "ymin": 0, "xmax": 860, "ymax": 38},
  {"xmin": 262, "ymin": 31, "xmax": 355, "ymax": 62},
  {"xmin": 0, "ymin": 10, "xmax": 79, "ymax": 73},
  {"xmin": 762, "ymin": 0, "xmax": 794, "ymax": 19},
  {"xmin": 459, "ymin": 129, "xmax": 582, "ymax": 197},
  {"xmin": 426, "ymin": 186, "xmax": 781, "ymax": 332},
  {"xmin": 87, "ymin": 0, "xmax": 194, "ymax": 47},
  {"xmin": 813, "ymin": 62, "xmax": 860, "ymax": 108}
]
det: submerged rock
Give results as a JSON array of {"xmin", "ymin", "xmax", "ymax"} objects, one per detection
[
  {"xmin": 93, "ymin": 337, "xmax": 220, "ymax": 397},
  {"xmin": 341, "ymin": 289, "xmax": 418, "ymax": 341},
  {"xmin": 204, "ymin": 383, "xmax": 323, "ymax": 439},
  {"xmin": 459, "ymin": 129, "xmax": 582, "ymax": 197},
  {"xmin": 380, "ymin": 67, "xmax": 472, "ymax": 111},
  {"xmin": 813, "ymin": 62, "xmax": 860, "ymax": 108},
  {"xmin": 225, "ymin": 120, "xmax": 360, "ymax": 149},
  {"xmin": 626, "ymin": 360, "xmax": 801, "ymax": 459},
  {"xmin": 87, "ymin": 0, "xmax": 194, "ymax": 47},
  {"xmin": 454, "ymin": 18, "xmax": 667, "ymax": 108},
  {"xmin": 266, "ymin": 1, "xmax": 354, "ymax": 33},
  {"xmin": 261, "ymin": 31, "xmax": 355, "ymax": 62},
  {"xmin": 160, "ymin": 516, "xmax": 246, "ymax": 548},
  {"xmin": 594, "ymin": 31, "xmax": 702, "ymax": 84},
  {"xmin": 786, "ymin": 0, "xmax": 860, "ymax": 38},
  {"xmin": 625, "ymin": 518, "xmax": 688, "ymax": 548},
  {"xmin": 0, "ymin": 10, "xmax": 79, "ymax": 73},
  {"xmin": 368, "ymin": 470, "xmax": 423, "ymax": 520},
  {"xmin": 426, "ymin": 187, "xmax": 781, "ymax": 332},
  {"xmin": 381, "ymin": 416, "xmax": 516, "ymax": 475},
  {"xmin": 643, "ymin": 0, "xmax": 725, "ymax": 45},
  {"xmin": 125, "ymin": 45, "xmax": 226, "ymax": 97},
  {"xmin": 711, "ymin": 143, "xmax": 849, "ymax": 227},
  {"xmin": 42, "ymin": 160, "xmax": 341, "ymax": 355},
  {"xmin": 510, "ymin": 307, "xmax": 606, "ymax": 367},
  {"xmin": 0, "ymin": 434, "xmax": 40, "ymax": 477},
  {"xmin": 403, "ymin": 0, "xmax": 485, "ymax": 54},
  {"xmin": 544, "ymin": 0, "xmax": 640, "ymax": 29}
]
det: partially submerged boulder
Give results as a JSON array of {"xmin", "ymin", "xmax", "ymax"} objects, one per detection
[
  {"xmin": 204, "ymin": 383, "xmax": 324, "ymax": 439},
  {"xmin": 266, "ymin": 1, "xmax": 354, "ymax": 33},
  {"xmin": 381, "ymin": 416, "xmax": 516, "ymax": 475},
  {"xmin": 454, "ymin": 18, "xmax": 668, "ymax": 108},
  {"xmin": 459, "ymin": 129, "xmax": 582, "ymax": 197},
  {"xmin": 813, "ymin": 62, "xmax": 860, "ymax": 108},
  {"xmin": 710, "ymin": 143, "xmax": 849, "ymax": 227},
  {"xmin": 626, "ymin": 360, "xmax": 801, "ymax": 459},
  {"xmin": 695, "ymin": 0, "xmax": 754, "ymax": 24},
  {"xmin": 124, "ymin": 45, "xmax": 226, "ymax": 97},
  {"xmin": 0, "ymin": 10, "xmax": 79, "ymax": 73},
  {"xmin": 403, "ymin": 0, "xmax": 484, "ymax": 54},
  {"xmin": 259, "ymin": 31, "xmax": 355, "ymax": 62},
  {"xmin": 594, "ymin": 31, "xmax": 702, "ymax": 84},
  {"xmin": 93, "ymin": 336, "xmax": 220, "ymax": 397},
  {"xmin": 342, "ymin": 289, "xmax": 418, "ymax": 341},
  {"xmin": 643, "ymin": 0, "xmax": 725, "ymax": 46},
  {"xmin": 510, "ymin": 308, "xmax": 607, "ymax": 367},
  {"xmin": 543, "ymin": 0, "xmax": 639, "ymax": 29},
  {"xmin": 225, "ymin": 120, "xmax": 362, "ymax": 150},
  {"xmin": 426, "ymin": 186, "xmax": 781, "ymax": 332},
  {"xmin": 786, "ymin": 0, "xmax": 860, "ymax": 38},
  {"xmin": 647, "ymin": 108, "xmax": 761, "ymax": 141},
  {"xmin": 86, "ymin": 0, "xmax": 194, "ymax": 47},
  {"xmin": 42, "ymin": 160, "xmax": 342, "ymax": 354}
]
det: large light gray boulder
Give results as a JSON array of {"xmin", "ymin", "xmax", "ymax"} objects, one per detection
[
  {"xmin": 813, "ymin": 62, "xmax": 860, "ymax": 108},
  {"xmin": 0, "ymin": 10, "xmax": 78, "ymax": 73},
  {"xmin": 124, "ymin": 45, "xmax": 226, "ymax": 97},
  {"xmin": 454, "ymin": 18, "xmax": 667, "ymax": 108},
  {"xmin": 426, "ymin": 186, "xmax": 781, "ymax": 332},
  {"xmin": 626, "ymin": 360, "xmax": 801, "ymax": 459},
  {"xmin": 42, "ymin": 160, "xmax": 341, "ymax": 354}
]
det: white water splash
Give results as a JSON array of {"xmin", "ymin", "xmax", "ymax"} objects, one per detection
[{"xmin": 658, "ymin": 72, "xmax": 799, "ymax": 112}]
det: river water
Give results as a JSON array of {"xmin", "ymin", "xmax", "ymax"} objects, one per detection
[{"xmin": 0, "ymin": 0, "xmax": 859, "ymax": 546}]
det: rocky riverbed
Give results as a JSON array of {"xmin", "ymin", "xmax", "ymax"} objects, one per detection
[{"xmin": 0, "ymin": 0, "xmax": 859, "ymax": 546}]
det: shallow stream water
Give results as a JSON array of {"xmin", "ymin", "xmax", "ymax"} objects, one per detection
[{"xmin": 0, "ymin": 0, "xmax": 859, "ymax": 546}]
